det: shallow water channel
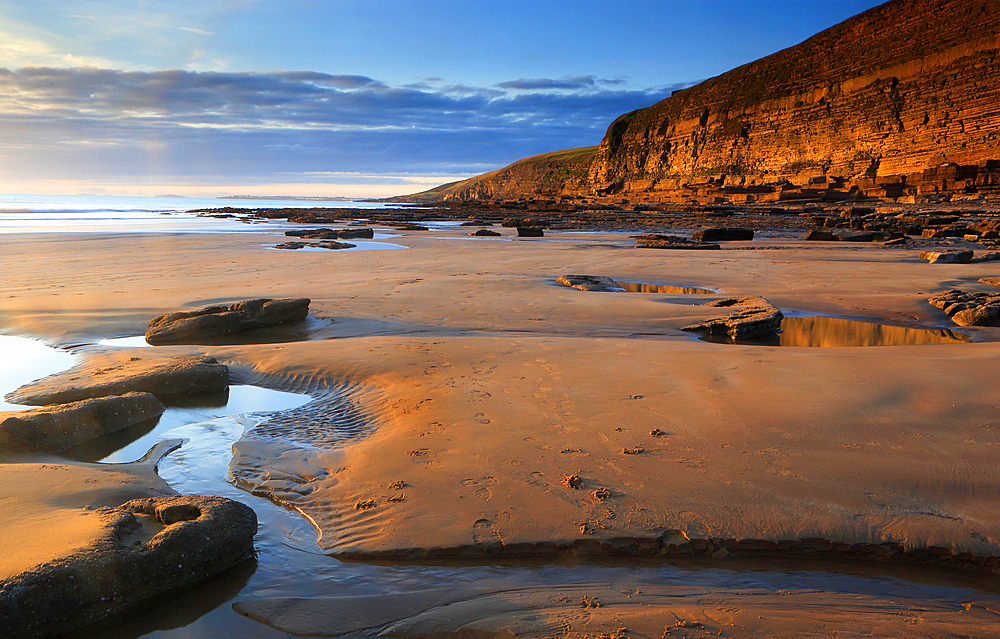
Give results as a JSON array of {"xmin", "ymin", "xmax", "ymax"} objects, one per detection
[{"xmin": 1, "ymin": 335, "xmax": 998, "ymax": 637}]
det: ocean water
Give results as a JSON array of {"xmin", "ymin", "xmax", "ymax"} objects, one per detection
[{"xmin": 0, "ymin": 193, "xmax": 390, "ymax": 234}]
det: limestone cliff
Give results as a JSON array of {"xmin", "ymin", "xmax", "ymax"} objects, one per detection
[
  {"xmin": 407, "ymin": 0, "xmax": 1000, "ymax": 206},
  {"xmin": 589, "ymin": 0, "xmax": 1000, "ymax": 200}
]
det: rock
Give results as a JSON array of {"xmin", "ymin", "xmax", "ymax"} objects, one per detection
[
  {"xmin": 285, "ymin": 228, "xmax": 338, "ymax": 239},
  {"xmin": 635, "ymin": 234, "xmax": 721, "ymax": 250},
  {"xmin": 0, "ymin": 392, "xmax": 165, "ymax": 452},
  {"xmin": 394, "ymin": 224, "xmax": 429, "ymax": 231},
  {"xmin": 473, "ymin": 229, "xmax": 501, "ymax": 237},
  {"xmin": 805, "ymin": 230, "xmax": 837, "ymax": 241},
  {"xmin": 691, "ymin": 228, "xmax": 754, "ymax": 241},
  {"xmin": 517, "ymin": 227, "xmax": 544, "ymax": 237},
  {"xmin": 835, "ymin": 231, "xmax": 877, "ymax": 242},
  {"xmin": 0, "ymin": 495, "xmax": 257, "ymax": 639},
  {"xmin": 7, "ymin": 356, "xmax": 229, "ymax": 406},
  {"xmin": 315, "ymin": 240, "xmax": 356, "ymax": 250},
  {"xmin": 556, "ymin": 275, "xmax": 625, "ymax": 292},
  {"xmin": 681, "ymin": 296, "xmax": 784, "ymax": 340},
  {"xmin": 881, "ymin": 237, "xmax": 910, "ymax": 246},
  {"xmin": 979, "ymin": 277, "xmax": 1000, "ymax": 288},
  {"xmin": 928, "ymin": 289, "xmax": 1000, "ymax": 326},
  {"xmin": 337, "ymin": 228, "xmax": 374, "ymax": 239},
  {"xmin": 146, "ymin": 298, "xmax": 310, "ymax": 345},
  {"xmin": 919, "ymin": 250, "xmax": 974, "ymax": 264},
  {"xmin": 274, "ymin": 242, "xmax": 306, "ymax": 250},
  {"xmin": 971, "ymin": 252, "xmax": 1000, "ymax": 263}
]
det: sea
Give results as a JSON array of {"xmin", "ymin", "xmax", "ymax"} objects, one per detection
[{"xmin": 0, "ymin": 193, "xmax": 389, "ymax": 234}]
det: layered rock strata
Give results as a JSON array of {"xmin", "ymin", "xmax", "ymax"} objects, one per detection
[
  {"xmin": 0, "ymin": 393, "xmax": 165, "ymax": 453},
  {"xmin": 929, "ymin": 289, "xmax": 1000, "ymax": 326},
  {"xmin": 7, "ymin": 356, "xmax": 229, "ymax": 406},
  {"xmin": 635, "ymin": 234, "xmax": 720, "ymax": 250},
  {"xmin": 682, "ymin": 296, "xmax": 784, "ymax": 340},
  {"xmin": 146, "ymin": 298, "xmax": 310, "ymax": 345}
]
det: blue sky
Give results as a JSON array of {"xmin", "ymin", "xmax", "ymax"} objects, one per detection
[{"xmin": 0, "ymin": 0, "xmax": 883, "ymax": 197}]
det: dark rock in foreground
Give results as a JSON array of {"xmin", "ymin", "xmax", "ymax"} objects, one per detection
[
  {"xmin": 336, "ymin": 228, "xmax": 374, "ymax": 239},
  {"xmin": 635, "ymin": 234, "xmax": 721, "ymax": 250},
  {"xmin": 473, "ymin": 229, "xmax": 501, "ymax": 237},
  {"xmin": 0, "ymin": 392, "xmax": 165, "ymax": 452},
  {"xmin": 274, "ymin": 242, "xmax": 305, "ymax": 250},
  {"xmin": 691, "ymin": 228, "xmax": 754, "ymax": 242},
  {"xmin": 8, "ymin": 356, "xmax": 229, "ymax": 406},
  {"xmin": 0, "ymin": 495, "xmax": 257, "ymax": 638},
  {"xmin": 315, "ymin": 240, "xmax": 355, "ymax": 250},
  {"xmin": 682, "ymin": 296, "xmax": 784, "ymax": 340},
  {"xmin": 556, "ymin": 275, "xmax": 625, "ymax": 292},
  {"xmin": 146, "ymin": 298, "xmax": 310, "ymax": 345},
  {"xmin": 517, "ymin": 227, "xmax": 544, "ymax": 237},
  {"xmin": 929, "ymin": 289, "xmax": 1000, "ymax": 326}
]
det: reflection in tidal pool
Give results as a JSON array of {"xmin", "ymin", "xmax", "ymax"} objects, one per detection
[
  {"xmin": 707, "ymin": 315, "xmax": 971, "ymax": 347},
  {"xmin": 615, "ymin": 281, "xmax": 716, "ymax": 294}
]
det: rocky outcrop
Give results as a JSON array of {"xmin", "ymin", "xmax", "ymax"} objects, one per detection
[
  {"xmin": 589, "ymin": 0, "xmax": 1000, "ymax": 202},
  {"xmin": 920, "ymin": 250, "xmax": 974, "ymax": 264},
  {"xmin": 0, "ymin": 495, "xmax": 256, "ymax": 638},
  {"xmin": 929, "ymin": 289, "xmax": 1000, "ymax": 325},
  {"xmin": 682, "ymin": 296, "xmax": 784, "ymax": 340},
  {"xmin": 0, "ymin": 393, "xmax": 165, "ymax": 452},
  {"xmin": 146, "ymin": 298, "xmax": 310, "ymax": 345},
  {"xmin": 635, "ymin": 234, "xmax": 720, "ymax": 250},
  {"xmin": 472, "ymin": 229, "xmax": 501, "ymax": 237},
  {"xmin": 556, "ymin": 275, "xmax": 625, "ymax": 292},
  {"xmin": 691, "ymin": 228, "xmax": 754, "ymax": 241},
  {"xmin": 7, "ymin": 356, "xmax": 229, "ymax": 406}
]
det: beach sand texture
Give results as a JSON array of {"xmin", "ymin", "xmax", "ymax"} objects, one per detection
[{"xmin": 3, "ymin": 227, "xmax": 1000, "ymax": 635}]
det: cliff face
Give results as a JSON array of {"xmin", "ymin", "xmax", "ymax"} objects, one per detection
[{"xmin": 589, "ymin": 0, "xmax": 1000, "ymax": 199}]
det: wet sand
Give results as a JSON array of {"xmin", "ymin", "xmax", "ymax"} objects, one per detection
[{"xmin": 3, "ymin": 225, "xmax": 1000, "ymax": 635}]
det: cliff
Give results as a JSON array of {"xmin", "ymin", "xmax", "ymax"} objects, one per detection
[{"xmin": 407, "ymin": 0, "xmax": 1000, "ymax": 207}]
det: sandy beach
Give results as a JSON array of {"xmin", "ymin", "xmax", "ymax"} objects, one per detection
[{"xmin": 4, "ymin": 221, "xmax": 1000, "ymax": 636}]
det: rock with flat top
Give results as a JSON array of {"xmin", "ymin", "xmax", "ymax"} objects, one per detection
[
  {"xmin": 691, "ymin": 228, "xmax": 754, "ymax": 241},
  {"xmin": 556, "ymin": 275, "xmax": 625, "ymax": 292},
  {"xmin": 0, "ymin": 494, "xmax": 256, "ymax": 638},
  {"xmin": 979, "ymin": 277, "xmax": 1000, "ymax": 288},
  {"xmin": 919, "ymin": 250, "xmax": 973, "ymax": 264},
  {"xmin": 635, "ymin": 235, "xmax": 720, "ymax": 250},
  {"xmin": 146, "ymin": 298, "xmax": 310, "ymax": 345},
  {"xmin": 929, "ymin": 289, "xmax": 1000, "ymax": 326},
  {"xmin": 7, "ymin": 355, "xmax": 228, "ymax": 406},
  {"xmin": 0, "ymin": 392, "xmax": 165, "ymax": 452},
  {"xmin": 682, "ymin": 296, "xmax": 784, "ymax": 340}
]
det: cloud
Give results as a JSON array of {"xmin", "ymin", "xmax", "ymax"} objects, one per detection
[
  {"xmin": 177, "ymin": 27, "xmax": 215, "ymax": 35},
  {"xmin": 497, "ymin": 76, "xmax": 599, "ymax": 90},
  {"xmin": 0, "ymin": 66, "xmax": 690, "ymax": 188}
]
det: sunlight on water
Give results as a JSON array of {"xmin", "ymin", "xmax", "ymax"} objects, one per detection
[
  {"xmin": 616, "ymin": 281, "xmax": 717, "ymax": 294},
  {"xmin": 707, "ymin": 316, "xmax": 971, "ymax": 347},
  {"xmin": 0, "ymin": 335, "xmax": 75, "ymax": 411}
]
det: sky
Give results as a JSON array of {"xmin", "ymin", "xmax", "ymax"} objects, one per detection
[{"xmin": 0, "ymin": 0, "xmax": 885, "ymax": 198}]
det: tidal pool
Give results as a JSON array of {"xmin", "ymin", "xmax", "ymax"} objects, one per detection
[
  {"xmin": 615, "ymin": 281, "xmax": 717, "ymax": 294},
  {"xmin": 703, "ymin": 315, "xmax": 971, "ymax": 347}
]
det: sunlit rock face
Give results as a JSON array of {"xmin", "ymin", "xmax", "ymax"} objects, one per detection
[{"xmin": 588, "ymin": 0, "xmax": 1000, "ymax": 200}]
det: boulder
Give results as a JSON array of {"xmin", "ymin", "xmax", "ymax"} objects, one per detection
[
  {"xmin": 274, "ymin": 242, "xmax": 305, "ymax": 250},
  {"xmin": 881, "ymin": 237, "xmax": 910, "ymax": 246},
  {"xmin": 556, "ymin": 275, "xmax": 625, "ymax": 292},
  {"xmin": 315, "ymin": 240, "xmax": 356, "ymax": 250},
  {"xmin": 285, "ymin": 228, "xmax": 338, "ymax": 239},
  {"xmin": 0, "ymin": 392, "xmax": 165, "ymax": 452},
  {"xmin": 337, "ymin": 228, "xmax": 374, "ymax": 239},
  {"xmin": 691, "ymin": 228, "xmax": 754, "ymax": 241},
  {"xmin": 473, "ymin": 229, "xmax": 501, "ymax": 237},
  {"xmin": 635, "ymin": 234, "xmax": 721, "ymax": 250},
  {"xmin": 517, "ymin": 227, "xmax": 544, "ymax": 237},
  {"xmin": 805, "ymin": 230, "xmax": 837, "ymax": 241},
  {"xmin": 971, "ymin": 252, "xmax": 1000, "ymax": 263},
  {"xmin": 928, "ymin": 289, "xmax": 1000, "ymax": 326},
  {"xmin": 0, "ymin": 495, "xmax": 257, "ymax": 638},
  {"xmin": 919, "ymin": 250, "xmax": 974, "ymax": 264},
  {"xmin": 834, "ymin": 231, "xmax": 877, "ymax": 242},
  {"xmin": 682, "ymin": 296, "xmax": 784, "ymax": 341},
  {"xmin": 146, "ymin": 298, "xmax": 310, "ymax": 345},
  {"xmin": 7, "ymin": 356, "xmax": 229, "ymax": 406}
]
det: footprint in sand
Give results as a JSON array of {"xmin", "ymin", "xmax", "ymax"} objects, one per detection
[{"xmin": 474, "ymin": 412, "xmax": 492, "ymax": 424}]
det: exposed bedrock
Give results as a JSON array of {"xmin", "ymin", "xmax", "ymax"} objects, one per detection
[
  {"xmin": 146, "ymin": 298, "xmax": 310, "ymax": 345},
  {"xmin": 589, "ymin": 0, "xmax": 1000, "ymax": 199},
  {"xmin": 7, "ymin": 355, "xmax": 229, "ymax": 406},
  {"xmin": 0, "ymin": 495, "xmax": 257, "ymax": 639},
  {"xmin": 682, "ymin": 296, "xmax": 784, "ymax": 340},
  {"xmin": 555, "ymin": 275, "xmax": 625, "ymax": 292},
  {"xmin": 929, "ymin": 289, "xmax": 1000, "ymax": 326},
  {"xmin": 0, "ymin": 392, "xmax": 165, "ymax": 453}
]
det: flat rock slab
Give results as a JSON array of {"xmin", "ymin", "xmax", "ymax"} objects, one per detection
[
  {"xmin": 0, "ymin": 490, "xmax": 256, "ymax": 639},
  {"xmin": 473, "ymin": 229, "xmax": 501, "ymax": 237},
  {"xmin": 635, "ymin": 234, "xmax": 721, "ymax": 250},
  {"xmin": 919, "ymin": 250, "xmax": 973, "ymax": 264},
  {"xmin": 681, "ymin": 296, "xmax": 784, "ymax": 340},
  {"xmin": 555, "ymin": 275, "xmax": 624, "ymax": 292},
  {"xmin": 979, "ymin": 276, "xmax": 1000, "ymax": 288},
  {"xmin": 692, "ymin": 227, "xmax": 754, "ymax": 241},
  {"xmin": 146, "ymin": 298, "xmax": 310, "ymax": 345},
  {"xmin": 7, "ymin": 355, "xmax": 229, "ymax": 406},
  {"xmin": 517, "ymin": 227, "xmax": 544, "ymax": 237},
  {"xmin": 0, "ymin": 392, "xmax": 165, "ymax": 453},
  {"xmin": 929, "ymin": 289, "xmax": 1000, "ymax": 326}
]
